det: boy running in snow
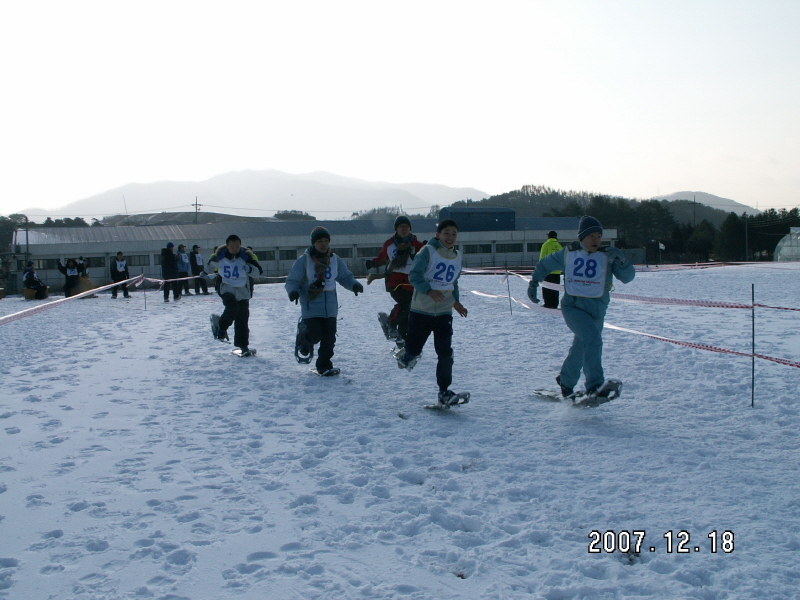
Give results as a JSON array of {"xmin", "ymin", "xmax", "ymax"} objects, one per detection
[
  {"xmin": 527, "ymin": 216, "xmax": 635, "ymax": 399},
  {"xmin": 365, "ymin": 216, "xmax": 424, "ymax": 348},
  {"xmin": 285, "ymin": 226, "xmax": 364, "ymax": 376},
  {"xmin": 207, "ymin": 235, "xmax": 263, "ymax": 356},
  {"xmin": 396, "ymin": 219, "xmax": 469, "ymax": 406}
]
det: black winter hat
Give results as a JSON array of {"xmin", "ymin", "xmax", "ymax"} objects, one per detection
[
  {"xmin": 310, "ymin": 226, "xmax": 331, "ymax": 243},
  {"xmin": 578, "ymin": 216, "xmax": 603, "ymax": 241},
  {"xmin": 394, "ymin": 215, "xmax": 411, "ymax": 230}
]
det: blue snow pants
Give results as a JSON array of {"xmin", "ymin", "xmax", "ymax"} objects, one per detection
[{"xmin": 560, "ymin": 305, "xmax": 605, "ymax": 392}]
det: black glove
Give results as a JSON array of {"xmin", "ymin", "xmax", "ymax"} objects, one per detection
[
  {"xmin": 289, "ymin": 291, "xmax": 300, "ymax": 304},
  {"xmin": 352, "ymin": 283, "xmax": 364, "ymax": 296},
  {"xmin": 364, "ymin": 260, "xmax": 374, "ymax": 270}
]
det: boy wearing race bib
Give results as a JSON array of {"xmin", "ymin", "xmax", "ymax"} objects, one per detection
[
  {"xmin": 285, "ymin": 227, "xmax": 364, "ymax": 376},
  {"xmin": 207, "ymin": 234, "xmax": 263, "ymax": 355},
  {"xmin": 528, "ymin": 216, "xmax": 636, "ymax": 398},
  {"xmin": 397, "ymin": 219, "xmax": 469, "ymax": 406}
]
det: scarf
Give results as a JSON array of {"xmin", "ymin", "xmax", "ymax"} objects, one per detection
[
  {"xmin": 308, "ymin": 247, "xmax": 331, "ymax": 300},
  {"xmin": 390, "ymin": 234, "xmax": 414, "ymax": 270}
]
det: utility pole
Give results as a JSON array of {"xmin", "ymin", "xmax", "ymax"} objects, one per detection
[
  {"xmin": 192, "ymin": 197, "xmax": 203, "ymax": 223},
  {"xmin": 744, "ymin": 213, "xmax": 749, "ymax": 261}
]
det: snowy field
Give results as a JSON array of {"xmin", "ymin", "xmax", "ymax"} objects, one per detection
[{"xmin": 1, "ymin": 264, "xmax": 799, "ymax": 600}]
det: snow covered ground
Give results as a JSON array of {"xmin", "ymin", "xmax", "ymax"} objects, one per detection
[{"xmin": 1, "ymin": 264, "xmax": 799, "ymax": 600}]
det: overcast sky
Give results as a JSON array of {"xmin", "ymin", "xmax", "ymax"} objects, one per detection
[{"xmin": 1, "ymin": 0, "xmax": 798, "ymax": 218}]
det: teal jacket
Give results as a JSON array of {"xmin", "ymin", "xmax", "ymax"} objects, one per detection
[{"xmin": 533, "ymin": 242, "xmax": 635, "ymax": 320}]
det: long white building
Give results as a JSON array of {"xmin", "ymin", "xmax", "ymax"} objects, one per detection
[{"xmin": 7, "ymin": 212, "xmax": 617, "ymax": 293}]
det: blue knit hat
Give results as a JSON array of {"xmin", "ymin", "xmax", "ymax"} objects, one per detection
[
  {"xmin": 166, "ymin": 242, "xmax": 174, "ymax": 249},
  {"xmin": 578, "ymin": 216, "xmax": 603, "ymax": 241},
  {"xmin": 310, "ymin": 226, "xmax": 331, "ymax": 243},
  {"xmin": 394, "ymin": 215, "xmax": 411, "ymax": 230}
]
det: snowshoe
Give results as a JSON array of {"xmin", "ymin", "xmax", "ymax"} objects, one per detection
[
  {"xmin": 378, "ymin": 312, "xmax": 393, "ymax": 340},
  {"xmin": 232, "ymin": 347, "xmax": 257, "ymax": 357},
  {"xmin": 313, "ymin": 368, "xmax": 341, "ymax": 377},
  {"xmin": 395, "ymin": 349, "xmax": 421, "ymax": 371},
  {"xmin": 424, "ymin": 391, "xmax": 470, "ymax": 410},
  {"xmin": 556, "ymin": 375, "xmax": 574, "ymax": 398},
  {"xmin": 294, "ymin": 318, "xmax": 313, "ymax": 364},
  {"xmin": 573, "ymin": 379, "xmax": 622, "ymax": 407},
  {"xmin": 210, "ymin": 314, "xmax": 230, "ymax": 342}
]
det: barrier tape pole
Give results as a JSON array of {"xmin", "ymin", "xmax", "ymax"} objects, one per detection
[
  {"xmin": 752, "ymin": 284, "xmax": 756, "ymax": 407},
  {"xmin": 0, "ymin": 274, "xmax": 145, "ymax": 327}
]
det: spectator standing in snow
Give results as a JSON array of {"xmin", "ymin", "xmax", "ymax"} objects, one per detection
[
  {"xmin": 539, "ymin": 231, "xmax": 563, "ymax": 309},
  {"xmin": 160, "ymin": 242, "xmax": 181, "ymax": 302},
  {"xmin": 190, "ymin": 245, "xmax": 209, "ymax": 295},
  {"xmin": 110, "ymin": 251, "xmax": 131, "ymax": 299}
]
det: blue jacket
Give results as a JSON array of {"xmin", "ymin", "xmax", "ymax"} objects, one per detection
[
  {"xmin": 285, "ymin": 248, "xmax": 358, "ymax": 319},
  {"xmin": 533, "ymin": 243, "xmax": 635, "ymax": 320}
]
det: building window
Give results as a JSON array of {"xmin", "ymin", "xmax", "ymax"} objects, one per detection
[
  {"xmin": 279, "ymin": 249, "xmax": 298, "ymax": 261},
  {"xmin": 18, "ymin": 258, "xmax": 59, "ymax": 270},
  {"xmin": 463, "ymin": 244, "xmax": 492, "ymax": 254},
  {"xmin": 357, "ymin": 247, "xmax": 382, "ymax": 258},
  {"xmin": 154, "ymin": 254, "xmax": 162, "ymax": 266},
  {"xmin": 527, "ymin": 243, "xmax": 543, "ymax": 252},
  {"xmin": 254, "ymin": 250, "xmax": 275, "ymax": 261},
  {"xmin": 496, "ymin": 243, "xmax": 523, "ymax": 253},
  {"xmin": 127, "ymin": 255, "xmax": 150, "ymax": 267},
  {"xmin": 332, "ymin": 247, "xmax": 353, "ymax": 258},
  {"xmin": 84, "ymin": 257, "xmax": 105, "ymax": 268}
]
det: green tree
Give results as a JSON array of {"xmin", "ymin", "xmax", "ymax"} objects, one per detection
[
  {"xmin": 274, "ymin": 210, "xmax": 316, "ymax": 221},
  {"xmin": 714, "ymin": 213, "xmax": 746, "ymax": 261},
  {"xmin": 686, "ymin": 220, "xmax": 716, "ymax": 261}
]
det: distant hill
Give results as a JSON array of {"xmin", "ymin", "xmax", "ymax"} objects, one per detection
[
  {"xmin": 19, "ymin": 170, "xmax": 489, "ymax": 220},
  {"xmin": 652, "ymin": 191, "xmax": 758, "ymax": 215}
]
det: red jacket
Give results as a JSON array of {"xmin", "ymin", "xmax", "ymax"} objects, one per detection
[{"xmin": 371, "ymin": 236, "xmax": 425, "ymax": 292}]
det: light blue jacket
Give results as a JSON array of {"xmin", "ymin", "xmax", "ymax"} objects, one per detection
[
  {"xmin": 285, "ymin": 248, "xmax": 358, "ymax": 319},
  {"xmin": 533, "ymin": 242, "xmax": 635, "ymax": 320}
]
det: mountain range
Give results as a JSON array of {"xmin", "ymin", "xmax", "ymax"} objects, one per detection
[
  {"xmin": 20, "ymin": 170, "xmax": 490, "ymax": 220},
  {"xmin": 651, "ymin": 191, "xmax": 758, "ymax": 214},
  {"xmin": 18, "ymin": 170, "xmax": 757, "ymax": 222}
]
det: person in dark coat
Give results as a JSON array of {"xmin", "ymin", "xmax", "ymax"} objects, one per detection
[
  {"xmin": 57, "ymin": 258, "xmax": 86, "ymax": 297},
  {"xmin": 23, "ymin": 262, "xmax": 48, "ymax": 299},
  {"xmin": 110, "ymin": 251, "xmax": 131, "ymax": 299},
  {"xmin": 190, "ymin": 245, "xmax": 209, "ymax": 295},
  {"xmin": 160, "ymin": 242, "xmax": 181, "ymax": 302}
]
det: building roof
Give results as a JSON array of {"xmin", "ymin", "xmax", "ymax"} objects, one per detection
[{"xmin": 12, "ymin": 216, "xmax": 584, "ymax": 246}]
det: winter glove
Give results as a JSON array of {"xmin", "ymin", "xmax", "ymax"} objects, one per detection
[
  {"xmin": 288, "ymin": 291, "xmax": 300, "ymax": 304},
  {"xmin": 364, "ymin": 259, "xmax": 374, "ymax": 270},
  {"xmin": 352, "ymin": 282, "xmax": 364, "ymax": 296},
  {"xmin": 527, "ymin": 280, "xmax": 540, "ymax": 304},
  {"xmin": 603, "ymin": 247, "xmax": 626, "ymax": 265}
]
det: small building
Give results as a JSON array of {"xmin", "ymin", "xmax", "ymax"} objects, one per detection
[
  {"xmin": 6, "ymin": 213, "xmax": 619, "ymax": 293},
  {"xmin": 774, "ymin": 227, "xmax": 800, "ymax": 262}
]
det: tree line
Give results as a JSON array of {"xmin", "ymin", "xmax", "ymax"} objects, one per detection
[{"xmin": 450, "ymin": 186, "xmax": 798, "ymax": 262}]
